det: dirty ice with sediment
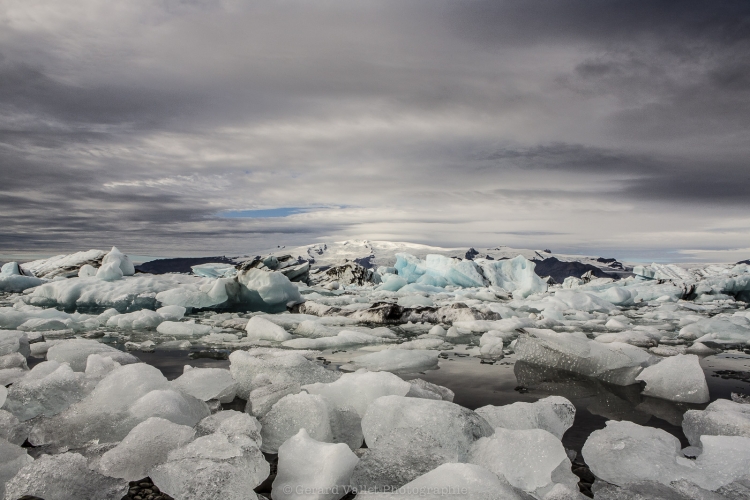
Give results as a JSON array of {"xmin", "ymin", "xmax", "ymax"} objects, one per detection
[{"xmin": 1, "ymin": 240, "xmax": 750, "ymax": 500}]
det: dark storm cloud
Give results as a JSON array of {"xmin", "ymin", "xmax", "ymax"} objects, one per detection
[{"xmin": 0, "ymin": 0, "xmax": 748, "ymax": 259}]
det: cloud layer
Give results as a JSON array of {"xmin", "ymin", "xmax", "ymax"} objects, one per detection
[{"xmin": 1, "ymin": 0, "xmax": 748, "ymax": 261}]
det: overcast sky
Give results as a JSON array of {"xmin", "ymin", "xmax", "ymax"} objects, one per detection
[{"xmin": 1, "ymin": 1, "xmax": 749, "ymax": 262}]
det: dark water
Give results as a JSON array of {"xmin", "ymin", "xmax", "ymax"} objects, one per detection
[{"xmin": 132, "ymin": 347, "xmax": 750, "ymax": 457}]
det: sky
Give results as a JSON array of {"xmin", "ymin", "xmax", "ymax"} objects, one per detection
[{"xmin": 1, "ymin": 0, "xmax": 749, "ymax": 262}]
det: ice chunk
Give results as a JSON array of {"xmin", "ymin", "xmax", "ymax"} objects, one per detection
[
  {"xmin": 246, "ymin": 381, "xmax": 302, "ymax": 418},
  {"xmin": 17, "ymin": 317, "xmax": 69, "ymax": 331},
  {"xmin": 347, "ymin": 349, "xmax": 439, "ymax": 374},
  {"xmin": 272, "ymin": 428, "xmax": 359, "ymax": 500},
  {"xmin": 351, "ymin": 429, "xmax": 459, "ymax": 492},
  {"xmin": 85, "ymin": 353, "xmax": 122, "ymax": 378},
  {"xmin": 0, "ymin": 438, "xmax": 33, "ymax": 500},
  {"xmin": 260, "ymin": 392, "xmax": 362, "ymax": 453},
  {"xmin": 682, "ymin": 399, "xmax": 750, "ymax": 447},
  {"xmin": 129, "ymin": 389, "xmax": 211, "ymax": 426},
  {"xmin": 284, "ymin": 330, "xmax": 392, "ymax": 350},
  {"xmin": 303, "ymin": 370, "xmax": 411, "ymax": 417},
  {"xmin": 3, "ymin": 452, "xmax": 128, "ymax": 500},
  {"xmin": 469, "ymin": 428, "xmax": 578, "ymax": 496},
  {"xmin": 155, "ymin": 277, "xmax": 233, "ymax": 309},
  {"xmin": 192, "ymin": 262, "xmax": 238, "ymax": 278},
  {"xmin": 157, "ymin": 304, "xmax": 186, "ymax": 320},
  {"xmin": 96, "ymin": 417, "xmax": 195, "ymax": 480},
  {"xmin": 361, "ymin": 396, "xmax": 493, "ymax": 461},
  {"xmin": 196, "ymin": 411, "xmax": 262, "ymax": 444},
  {"xmin": 150, "ymin": 431, "xmax": 269, "ymax": 500},
  {"xmin": 78, "ymin": 264, "xmax": 97, "ymax": 277},
  {"xmin": 3, "ymin": 361, "xmax": 94, "ymax": 421},
  {"xmin": 156, "ymin": 320, "xmax": 213, "ymax": 337},
  {"xmin": 245, "ymin": 315, "xmax": 292, "ymax": 341},
  {"xmin": 172, "ymin": 366, "xmax": 238, "ymax": 403},
  {"xmin": 101, "ymin": 246, "xmax": 135, "ymax": 276},
  {"xmin": 679, "ymin": 317, "xmax": 750, "ymax": 344},
  {"xmin": 635, "ymin": 354, "xmax": 709, "ymax": 403},
  {"xmin": 106, "ymin": 309, "xmax": 165, "ymax": 329},
  {"xmin": 477, "ymin": 255, "xmax": 548, "ymax": 299},
  {"xmin": 0, "ymin": 352, "xmax": 26, "ymax": 369},
  {"xmin": 0, "ymin": 273, "xmax": 44, "ymax": 292},
  {"xmin": 46, "ymin": 338, "xmax": 138, "ymax": 371},
  {"xmin": 406, "ymin": 378, "xmax": 455, "ymax": 402},
  {"xmin": 23, "ymin": 249, "xmax": 107, "ymax": 279},
  {"xmin": 515, "ymin": 329, "xmax": 655, "ymax": 386},
  {"xmin": 237, "ymin": 268, "xmax": 303, "ymax": 312},
  {"xmin": 582, "ymin": 420, "xmax": 750, "ymax": 491},
  {"xmin": 0, "ymin": 330, "xmax": 30, "ymax": 358},
  {"xmin": 0, "ymin": 410, "xmax": 29, "ymax": 445},
  {"xmin": 28, "ymin": 363, "xmax": 171, "ymax": 447},
  {"xmin": 475, "ymin": 396, "xmax": 575, "ymax": 440},
  {"xmin": 355, "ymin": 463, "xmax": 523, "ymax": 500},
  {"xmin": 229, "ymin": 348, "xmax": 340, "ymax": 399},
  {"xmin": 0, "ymin": 262, "xmax": 21, "ymax": 275},
  {"xmin": 96, "ymin": 261, "xmax": 124, "ymax": 281},
  {"xmin": 0, "ymin": 385, "xmax": 6, "ymax": 408},
  {"xmin": 377, "ymin": 274, "xmax": 408, "ymax": 291},
  {"xmin": 552, "ymin": 290, "xmax": 616, "ymax": 312}
]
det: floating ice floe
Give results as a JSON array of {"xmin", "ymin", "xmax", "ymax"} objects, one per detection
[
  {"xmin": 582, "ymin": 420, "xmax": 750, "ymax": 491},
  {"xmin": 515, "ymin": 329, "xmax": 656, "ymax": 386}
]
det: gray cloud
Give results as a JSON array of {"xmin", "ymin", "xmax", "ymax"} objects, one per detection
[{"xmin": 0, "ymin": 0, "xmax": 748, "ymax": 261}]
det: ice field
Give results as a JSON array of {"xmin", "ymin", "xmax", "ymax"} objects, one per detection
[{"xmin": 1, "ymin": 241, "xmax": 750, "ymax": 499}]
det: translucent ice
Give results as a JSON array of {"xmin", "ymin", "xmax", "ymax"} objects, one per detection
[
  {"xmin": 229, "ymin": 348, "xmax": 340, "ymax": 399},
  {"xmin": 347, "ymin": 349, "xmax": 439, "ymax": 374},
  {"xmin": 477, "ymin": 255, "xmax": 548, "ymax": 299},
  {"xmin": 96, "ymin": 417, "xmax": 195, "ymax": 480},
  {"xmin": 171, "ymin": 366, "xmax": 238, "ymax": 402},
  {"xmin": 3, "ymin": 361, "xmax": 94, "ymax": 421},
  {"xmin": 582, "ymin": 420, "xmax": 750, "ymax": 491},
  {"xmin": 475, "ymin": 396, "xmax": 575, "ymax": 440},
  {"xmin": 260, "ymin": 392, "xmax": 362, "ymax": 453},
  {"xmin": 635, "ymin": 354, "xmax": 710, "ymax": 403},
  {"xmin": 682, "ymin": 399, "xmax": 750, "ymax": 446},
  {"xmin": 515, "ymin": 329, "xmax": 655, "ymax": 386},
  {"xmin": 361, "ymin": 395, "xmax": 493, "ymax": 461},
  {"xmin": 0, "ymin": 438, "xmax": 33, "ymax": 500},
  {"xmin": 303, "ymin": 370, "xmax": 412, "ymax": 417},
  {"xmin": 150, "ymin": 430, "xmax": 269, "ymax": 500},
  {"xmin": 129, "ymin": 389, "xmax": 211, "ymax": 426},
  {"xmin": 245, "ymin": 315, "xmax": 292, "ymax": 341},
  {"xmin": 272, "ymin": 428, "xmax": 359, "ymax": 500},
  {"xmin": 3, "ymin": 452, "xmax": 128, "ymax": 500},
  {"xmin": 46, "ymin": 339, "xmax": 138, "ymax": 371},
  {"xmin": 469, "ymin": 427, "xmax": 578, "ymax": 495},
  {"xmin": 0, "ymin": 330, "xmax": 30, "ymax": 358},
  {"xmin": 192, "ymin": 262, "xmax": 238, "ymax": 278}
]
